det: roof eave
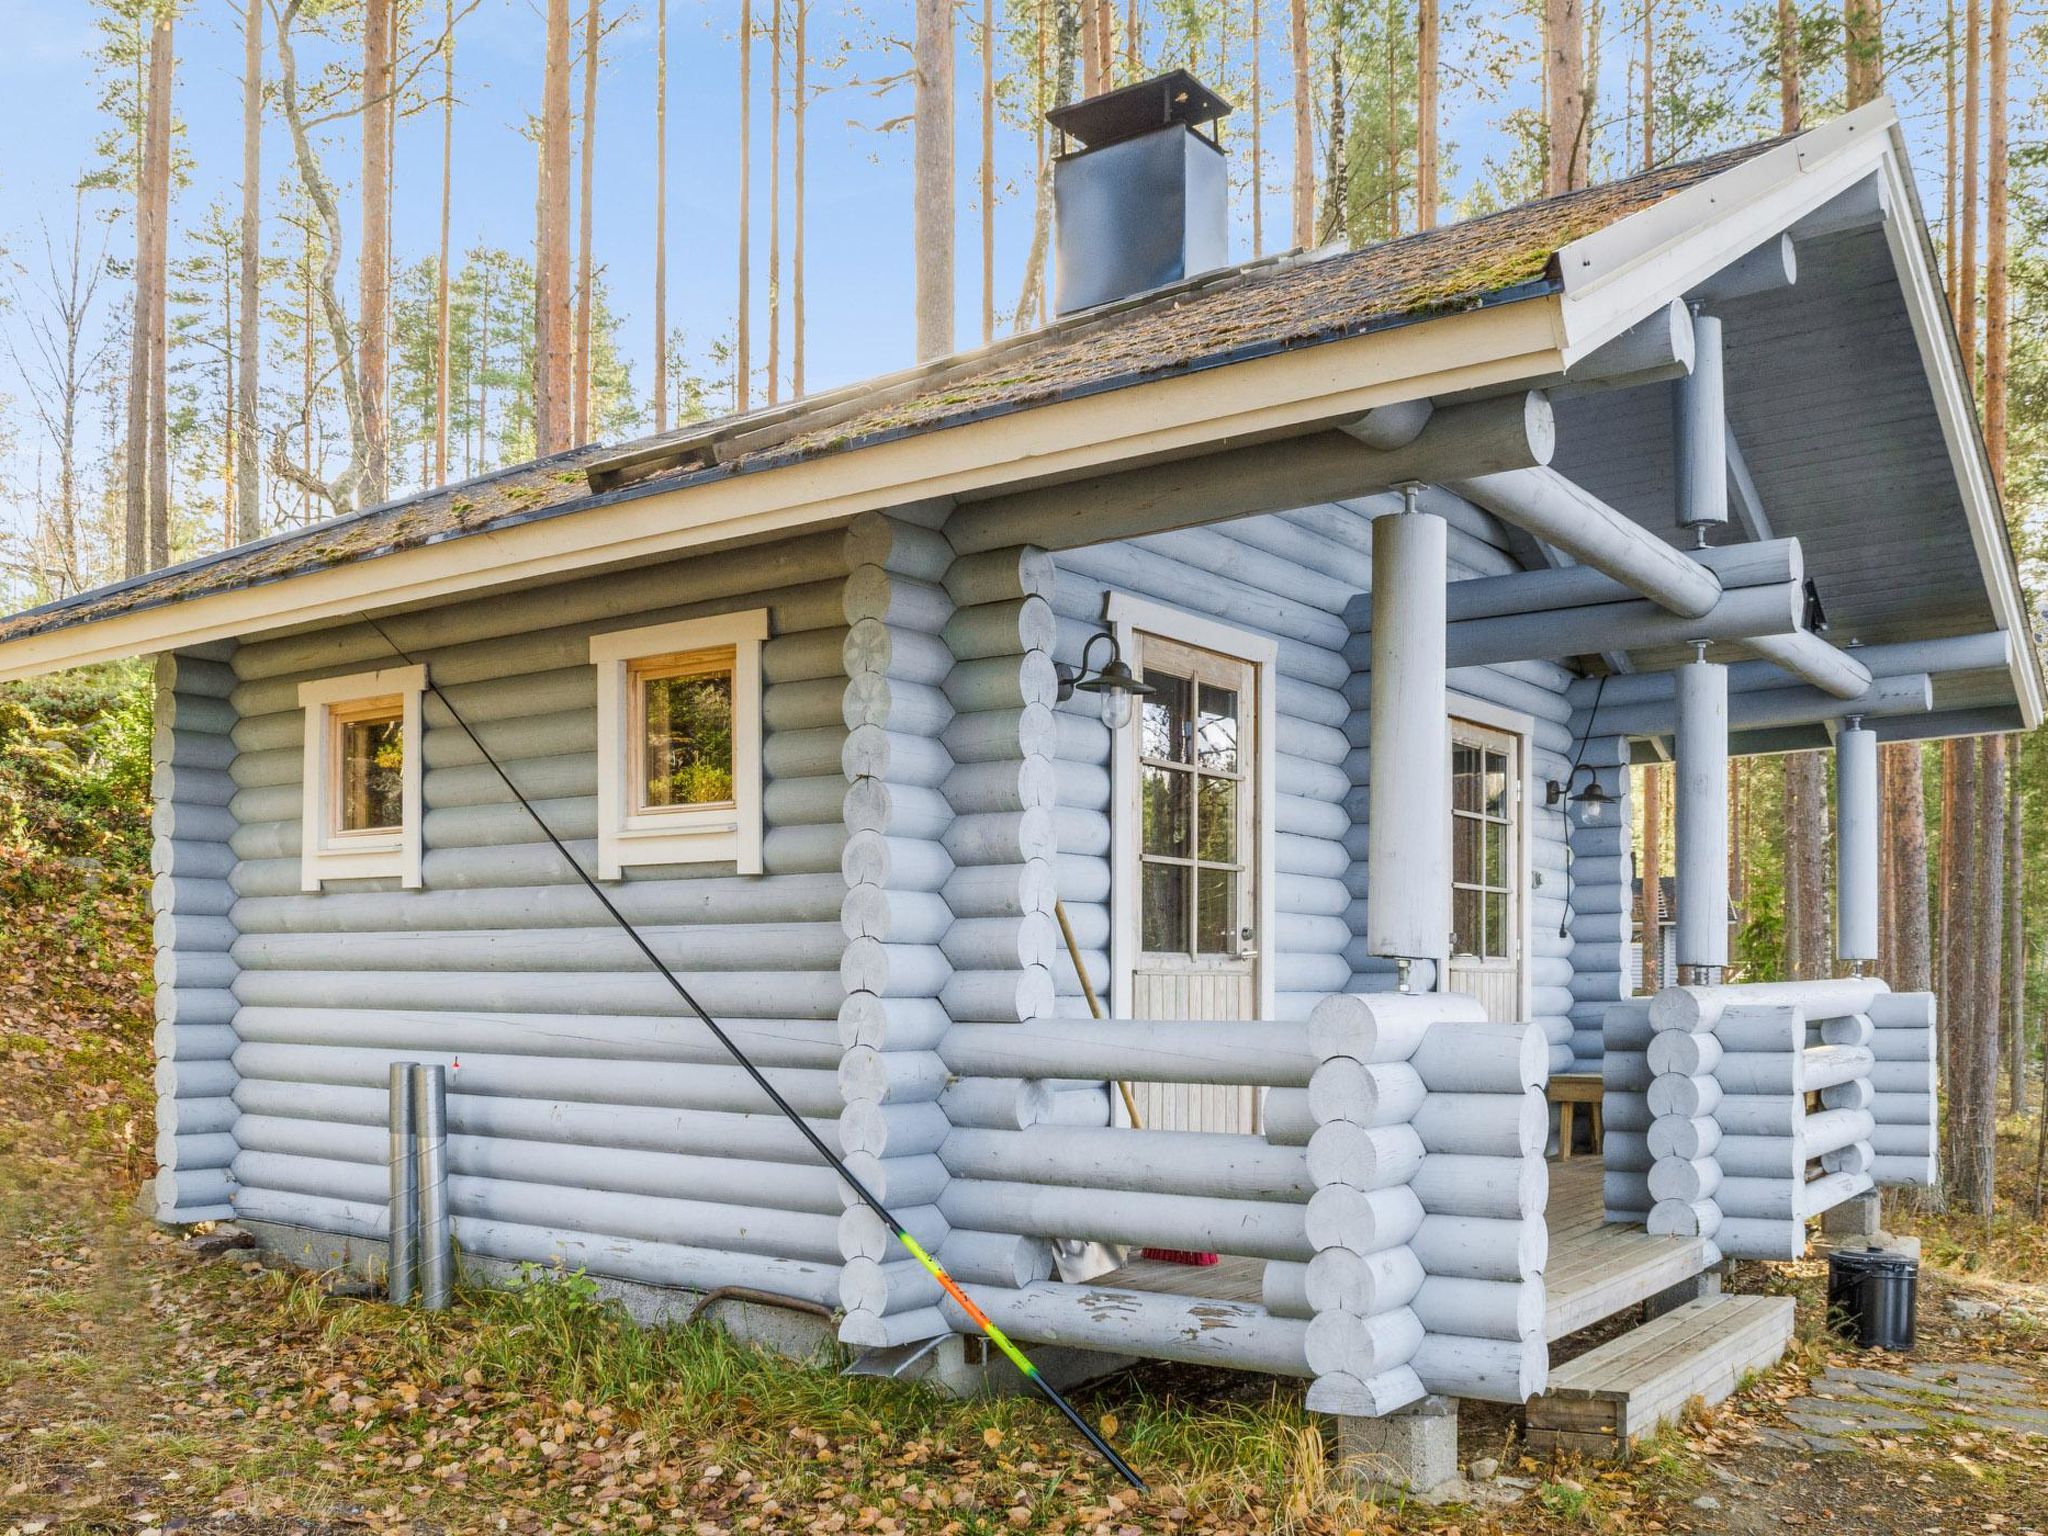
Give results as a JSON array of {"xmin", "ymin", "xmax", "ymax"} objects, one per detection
[{"xmin": 0, "ymin": 295, "xmax": 1569, "ymax": 682}]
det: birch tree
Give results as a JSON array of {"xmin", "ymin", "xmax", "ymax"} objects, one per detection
[
  {"xmin": 435, "ymin": 0, "xmax": 455, "ymax": 481},
  {"xmin": 574, "ymin": 0, "xmax": 603, "ymax": 443},
  {"xmin": 1290, "ymin": 0, "xmax": 1313, "ymax": 245}
]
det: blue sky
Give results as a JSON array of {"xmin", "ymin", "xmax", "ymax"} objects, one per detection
[{"xmin": 0, "ymin": 0, "xmax": 1972, "ymax": 581}]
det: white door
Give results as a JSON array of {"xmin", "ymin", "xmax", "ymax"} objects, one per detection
[
  {"xmin": 1128, "ymin": 632, "xmax": 1261, "ymax": 1133},
  {"xmin": 1445, "ymin": 718, "xmax": 1524, "ymax": 1023}
]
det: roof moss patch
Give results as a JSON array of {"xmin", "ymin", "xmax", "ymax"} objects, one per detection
[{"xmin": 0, "ymin": 135, "xmax": 1785, "ymax": 651}]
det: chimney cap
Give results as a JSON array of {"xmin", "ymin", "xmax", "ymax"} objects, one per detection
[{"xmin": 1046, "ymin": 69, "xmax": 1231, "ymax": 153}]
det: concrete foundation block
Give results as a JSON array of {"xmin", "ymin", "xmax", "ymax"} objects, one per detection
[
  {"xmin": 1333, "ymin": 1394, "xmax": 1459, "ymax": 1495},
  {"xmin": 1821, "ymin": 1191, "xmax": 1883, "ymax": 1239}
]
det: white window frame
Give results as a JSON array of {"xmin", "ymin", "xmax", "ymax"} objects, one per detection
[
  {"xmin": 1441, "ymin": 690, "xmax": 1536, "ymax": 1021},
  {"xmin": 591, "ymin": 609, "xmax": 768, "ymax": 879},
  {"xmin": 1105, "ymin": 591, "xmax": 1279, "ymax": 1022},
  {"xmin": 298, "ymin": 664, "xmax": 426, "ymax": 892}
]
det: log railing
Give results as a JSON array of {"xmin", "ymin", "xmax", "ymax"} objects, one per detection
[
  {"xmin": 932, "ymin": 991, "xmax": 1550, "ymax": 1415},
  {"xmin": 1604, "ymin": 979, "xmax": 1929, "ymax": 1262}
]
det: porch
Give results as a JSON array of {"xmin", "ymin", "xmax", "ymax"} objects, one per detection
[{"xmin": 1088, "ymin": 1155, "xmax": 1711, "ymax": 1344}]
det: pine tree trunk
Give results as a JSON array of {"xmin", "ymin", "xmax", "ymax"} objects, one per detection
[
  {"xmin": 912, "ymin": 0, "xmax": 955, "ymax": 363},
  {"xmin": 1778, "ymin": 0, "xmax": 1801, "ymax": 131},
  {"xmin": 1545, "ymin": 0, "xmax": 1587, "ymax": 192},
  {"xmin": 980, "ymin": 0, "xmax": 995, "ymax": 346},
  {"xmin": 1983, "ymin": 0, "xmax": 2008, "ymax": 484},
  {"xmin": 1290, "ymin": 0, "xmax": 1313, "ymax": 247},
  {"xmin": 767, "ymin": 0, "xmax": 782, "ymax": 404},
  {"xmin": 1638, "ymin": 0, "xmax": 1653, "ymax": 169},
  {"xmin": 793, "ymin": 0, "xmax": 806, "ymax": 398},
  {"xmin": 575, "ymin": 0, "xmax": 601, "ymax": 441},
  {"xmin": 1944, "ymin": 739, "xmax": 1985, "ymax": 1209},
  {"xmin": 1641, "ymin": 764, "xmax": 1663, "ymax": 992},
  {"xmin": 436, "ymin": 3, "xmax": 456, "ymax": 479},
  {"xmin": 1785, "ymin": 752, "xmax": 1829, "ymax": 980},
  {"xmin": 737, "ymin": 0, "xmax": 751, "ymax": 411},
  {"xmin": 1960, "ymin": 0, "xmax": 1980, "ymax": 385},
  {"xmin": 1945, "ymin": 1, "xmax": 1959, "ymax": 319},
  {"xmin": 1319, "ymin": 22, "xmax": 1346, "ymax": 245},
  {"xmin": 362, "ymin": 0, "xmax": 391, "ymax": 504},
  {"xmin": 1416, "ymin": 0, "xmax": 1438, "ymax": 230},
  {"xmin": 2008, "ymin": 735, "xmax": 2026, "ymax": 1116},
  {"xmin": 1249, "ymin": 0, "xmax": 1264, "ymax": 253},
  {"xmin": 236, "ymin": 0, "xmax": 263, "ymax": 543},
  {"xmin": 144, "ymin": 8, "xmax": 172, "ymax": 569},
  {"xmin": 1845, "ymin": 0, "xmax": 1884, "ymax": 106},
  {"xmin": 1971, "ymin": 734, "xmax": 2008, "ymax": 1209},
  {"xmin": 537, "ymin": 0, "xmax": 574, "ymax": 450},
  {"xmin": 1894, "ymin": 744, "xmax": 1931, "ymax": 991}
]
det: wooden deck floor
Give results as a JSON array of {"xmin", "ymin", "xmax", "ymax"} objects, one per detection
[{"xmin": 1091, "ymin": 1157, "xmax": 1713, "ymax": 1343}]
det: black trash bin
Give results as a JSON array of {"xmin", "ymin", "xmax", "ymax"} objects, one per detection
[{"xmin": 1827, "ymin": 1245, "xmax": 1918, "ymax": 1351}]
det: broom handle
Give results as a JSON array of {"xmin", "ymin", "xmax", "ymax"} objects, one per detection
[{"xmin": 1053, "ymin": 898, "xmax": 1143, "ymax": 1130}]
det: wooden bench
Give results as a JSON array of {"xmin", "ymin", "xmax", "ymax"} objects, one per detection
[
  {"xmin": 1525, "ymin": 1295, "xmax": 1795, "ymax": 1459},
  {"xmin": 1547, "ymin": 1072, "xmax": 1604, "ymax": 1159}
]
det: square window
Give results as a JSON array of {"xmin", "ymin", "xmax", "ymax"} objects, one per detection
[
  {"xmin": 592, "ymin": 611, "xmax": 768, "ymax": 879},
  {"xmin": 299, "ymin": 665, "xmax": 426, "ymax": 891}
]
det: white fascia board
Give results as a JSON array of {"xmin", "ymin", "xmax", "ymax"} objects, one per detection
[
  {"xmin": 1553, "ymin": 99, "xmax": 1900, "ymax": 362},
  {"xmin": 1869, "ymin": 129, "xmax": 2047, "ymax": 730},
  {"xmin": 0, "ymin": 298, "xmax": 1565, "ymax": 683}
]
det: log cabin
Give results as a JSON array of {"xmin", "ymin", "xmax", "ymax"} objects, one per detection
[{"xmin": 0, "ymin": 77, "xmax": 2036, "ymax": 1483}]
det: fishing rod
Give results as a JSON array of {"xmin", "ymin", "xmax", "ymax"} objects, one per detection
[{"xmin": 362, "ymin": 616, "xmax": 1145, "ymax": 1492}]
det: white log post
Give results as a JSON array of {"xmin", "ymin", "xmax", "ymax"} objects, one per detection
[
  {"xmin": 1366, "ymin": 499, "xmax": 1449, "ymax": 964},
  {"xmin": 1674, "ymin": 310, "xmax": 1728, "ymax": 531},
  {"xmin": 1673, "ymin": 654, "xmax": 1729, "ymax": 974},
  {"xmin": 1835, "ymin": 723, "xmax": 1878, "ymax": 964}
]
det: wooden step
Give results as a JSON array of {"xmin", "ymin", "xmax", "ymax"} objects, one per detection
[{"xmin": 1526, "ymin": 1294, "xmax": 1795, "ymax": 1460}]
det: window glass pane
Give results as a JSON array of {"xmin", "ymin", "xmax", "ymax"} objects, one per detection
[
  {"xmin": 1485, "ymin": 751, "xmax": 1510, "ymax": 816},
  {"xmin": 339, "ymin": 712, "xmax": 404, "ymax": 832},
  {"xmin": 1196, "ymin": 684, "xmax": 1239, "ymax": 772},
  {"xmin": 641, "ymin": 665, "xmax": 736, "ymax": 808},
  {"xmin": 1196, "ymin": 776, "xmax": 1238, "ymax": 862},
  {"xmin": 1452, "ymin": 815, "xmax": 1480, "ymax": 884},
  {"xmin": 1452, "ymin": 743, "xmax": 1483, "ymax": 812},
  {"xmin": 1141, "ymin": 862, "xmax": 1188, "ymax": 953},
  {"xmin": 1483, "ymin": 892, "xmax": 1507, "ymax": 958},
  {"xmin": 1196, "ymin": 866, "xmax": 1236, "ymax": 955},
  {"xmin": 1482, "ymin": 820, "xmax": 1504, "ymax": 888},
  {"xmin": 1452, "ymin": 886, "xmax": 1480, "ymax": 956},
  {"xmin": 1141, "ymin": 766, "xmax": 1191, "ymax": 856},
  {"xmin": 1141, "ymin": 672, "xmax": 1192, "ymax": 762}
]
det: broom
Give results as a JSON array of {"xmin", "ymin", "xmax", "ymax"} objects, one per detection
[{"xmin": 1053, "ymin": 901, "xmax": 1216, "ymax": 1267}]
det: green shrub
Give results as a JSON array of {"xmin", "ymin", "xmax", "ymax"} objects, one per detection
[{"xmin": 0, "ymin": 662, "xmax": 154, "ymax": 866}]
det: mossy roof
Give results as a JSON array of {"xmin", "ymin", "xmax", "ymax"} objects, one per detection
[{"xmin": 0, "ymin": 136, "xmax": 1782, "ymax": 648}]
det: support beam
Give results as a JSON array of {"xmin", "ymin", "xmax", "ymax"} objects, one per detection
[
  {"xmin": 950, "ymin": 392, "xmax": 1555, "ymax": 555},
  {"xmin": 1367, "ymin": 502, "xmax": 1449, "ymax": 964},
  {"xmin": 1564, "ymin": 299, "xmax": 1695, "ymax": 392},
  {"xmin": 1674, "ymin": 312, "xmax": 1727, "ymax": 532},
  {"xmin": 1345, "ymin": 398, "xmax": 1434, "ymax": 450},
  {"xmin": 1447, "ymin": 467, "xmax": 1723, "ymax": 619},
  {"xmin": 1724, "ymin": 429, "xmax": 1775, "ymax": 542},
  {"xmin": 1742, "ymin": 631, "xmax": 1872, "ymax": 700},
  {"xmin": 1437, "ymin": 539, "xmax": 1800, "ymax": 627},
  {"xmin": 1673, "ymin": 654, "xmax": 1729, "ymax": 973},
  {"xmin": 1836, "ymin": 723, "xmax": 1878, "ymax": 964},
  {"xmin": 1442, "ymin": 579, "xmax": 1801, "ymax": 669},
  {"xmin": 1567, "ymin": 630, "xmax": 2011, "ymax": 709},
  {"xmin": 1581, "ymin": 672, "xmax": 1932, "ymax": 740},
  {"xmin": 1688, "ymin": 233, "xmax": 1797, "ymax": 305}
]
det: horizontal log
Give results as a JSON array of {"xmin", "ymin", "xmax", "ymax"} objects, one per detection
[
  {"xmin": 1303, "ymin": 1366, "xmax": 1428, "ymax": 1417},
  {"xmin": 1412, "ymin": 1275, "xmax": 1544, "ymax": 1342},
  {"xmin": 1308, "ymin": 991, "xmax": 1487, "ymax": 1066},
  {"xmin": 939, "ymin": 1016, "xmax": 1314, "ymax": 1086},
  {"xmin": 1650, "ymin": 979, "xmax": 1885, "ymax": 1034},
  {"xmin": 942, "ymin": 1126, "xmax": 1312, "ymax": 1201},
  {"xmin": 1410, "ymin": 1332, "xmax": 1544, "ymax": 1404},
  {"xmin": 1304, "ymin": 1306, "xmax": 1425, "ymax": 1380},
  {"xmin": 1303, "ymin": 1185, "xmax": 1426, "ymax": 1256},
  {"xmin": 1411, "ymin": 1089, "xmax": 1547, "ymax": 1157},
  {"xmin": 1409, "ymin": 1020, "xmax": 1545, "ymax": 1094},
  {"xmin": 939, "ymin": 1179, "xmax": 1312, "ymax": 1261},
  {"xmin": 1410, "ymin": 1153, "xmax": 1546, "ymax": 1219},
  {"xmin": 1305, "ymin": 1123, "xmax": 1426, "ymax": 1193},
  {"xmin": 949, "ymin": 1281, "xmax": 1312, "ymax": 1376},
  {"xmin": 1410, "ymin": 1214, "xmax": 1546, "ymax": 1282}
]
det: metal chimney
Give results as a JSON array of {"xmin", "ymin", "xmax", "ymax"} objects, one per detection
[{"xmin": 1048, "ymin": 70, "xmax": 1231, "ymax": 316}]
